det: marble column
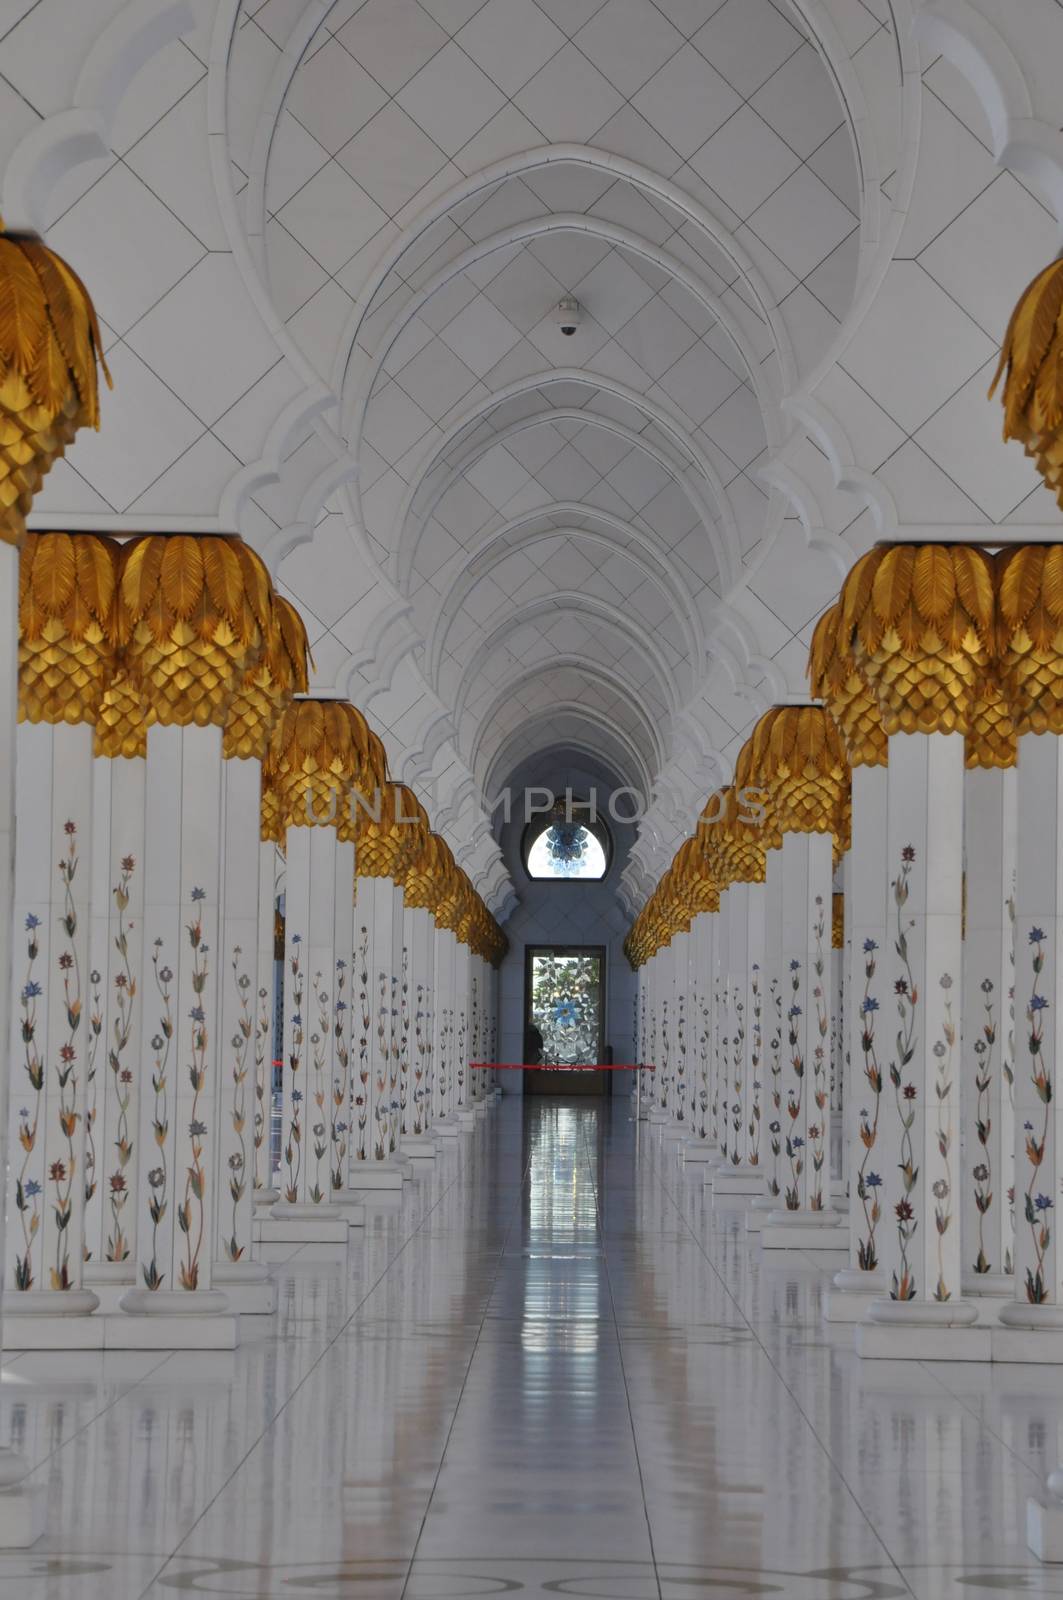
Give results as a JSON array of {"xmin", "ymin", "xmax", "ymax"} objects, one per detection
[
  {"xmin": 402, "ymin": 901, "xmax": 437, "ymax": 1156},
  {"xmin": 858, "ymin": 732, "xmax": 978, "ymax": 1350},
  {"xmin": 432, "ymin": 923, "xmax": 459, "ymax": 1135},
  {"xmin": 714, "ymin": 880, "xmax": 766, "ymax": 1195},
  {"xmin": 84, "ymin": 752, "xmax": 145, "ymax": 1310},
  {"xmin": 120, "ymin": 724, "xmax": 236, "ymax": 1332},
  {"xmin": 710, "ymin": 893, "xmax": 729, "ymax": 1160},
  {"xmin": 0, "ymin": 542, "xmax": 45, "ymax": 1538},
  {"xmin": 271, "ymin": 823, "xmax": 354, "ymax": 1234},
  {"xmin": 213, "ymin": 755, "xmax": 277, "ymax": 1305},
  {"xmin": 762, "ymin": 829, "xmax": 847, "ymax": 1250},
  {"xmin": 751, "ymin": 846, "xmax": 783, "ymax": 1220},
  {"xmin": 352, "ymin": 872, "xmax": 412, "ymax": 1184},
  {"xmin": 669, "ymin": 927, "xmax": 691, "ymax": 1133},
  {"xmin": 961, "ymin": 766, "xmax": 1016, "ymax": 1303},
  {"xmin": 6, "ymin": 720, "xmax": 99, "ymax": 1319},
  {"xmin": 253, "ymin": 838, "xmax": 280, "ymax": 1213},
  {"xmin": 826, "ymin": 764, "xmax": 888, "ymax": 1318},
  {"xmin": 454, "ymin": 938, "xmax": 476, "ymax": 1129},
  {"xmin": 684, "ymin": 911, "xmax": 716, "ymax": 1160},
  {"xmin": 1001, "ymin": 734, "xmax": 1063, "ymax": 1339}
]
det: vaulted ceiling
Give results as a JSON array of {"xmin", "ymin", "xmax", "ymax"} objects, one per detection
[{"xmin": 3, "ymin": 0, "xmax": 1061, "ymax": 918}]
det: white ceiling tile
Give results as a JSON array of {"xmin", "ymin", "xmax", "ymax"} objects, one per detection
[
  {"xmin": 395, "ymin": 338, "xmax": 481, "ymax": 420},
  {"xmin": 434, "ymin": 476, "xmax": 495, "ymax": 539},
  {"xmin": 533, "ymin": 0, "xmax": 610, "ymax": 35},
  {"xmin": 514, "ymin": 43, "xmax": 625, "ymax": 144},
  {"xmin": 363, "ymin": 380, "xmax": 436, "ymax": 463},
  {"xmin": 918, "ymin": 173, "xmax": 1057, "ymax": 340},
  {"xmin": 805, "ymin": 124, "xmax": 860, "ymax": 213},
  {"xmin": 418, "ymin": 0, "xmax": 492, "ymax": 29},
  {"xmin": 48, "ymin": 164, "xmax": 205, "ymax": 338},
  {"xmin": 674, "ymin": 524, "xmax": 720, "ymax": 586},
  {"xmin": 286, "ymin": 35, "xmax": 388, "ymax": 153},
  {"xmin": 652, "ymin": 340, "xmax": 740, "ymax": 424},
  {"xmin": 840, "ymin": 261, "xmax": 995, "ymax": 434},
  {"xmin": 614, "ymin": 294, "xmax": 699, "ymax": 380},
  {"xmin": 606, "ymin": 451, "xmax": 671, "ymax": 510},
  {"xmin": 874, "ymin": 439, "xmax": 988, "ymax": 524},
  {"xmin": 337, "ymin": 103, "xmax": 448, "ymax": 217},
  {"xmin": 483, "ymin": 250, "xmax": 566, "ymax": 333},
  {"xmin": 286, "ymin": 278, "xmax": 357, "ymax": 384},
  {"xmin": 457, "ymin": 0, "xmax": 565, "ymax": 95},
  {"xmin": 63, "ymin": 345, "xmax": 203, "ymax": 511},
  {"xmin": 748, "ymin": 166, "xmax": 856, "ymax": 279},
  {"xmin": 452, "ymin": 104, "xmax": 548, "ymax": 174},
  {"xmin": 396, "ymin": 41, "xmax": 507, "ymax": 156},
  {"xmin": 536, "ymin": 444, "xmax": 603, "ymax": 501},
  {"xmin": 688, "ymin": 105, "xmax": 799, "ymax": 219},
  {"xmin": 126, "ymin": 252, "xmax": 281, "ymax": 425},
  {"xmin": 124, "ymin": 81, "xmax": 227, "ymax": 251},
  {"xmin": 916, "ymin": 357, "xmax": 1041, "ymax": 523},
  {"xmin": 263, "ymin": 110, "xmax": 330, "ymax": 214},
  {"xmin": 265, "ymin": 217, "xmax": 330, "ymax": 321},
  {"xmin": 528, "ymin": 231, "xmax": 612, "ymax": 288},
  {"xmin": 894, "ymin": 90, "xmax": 998, "ymax": 259},
  {"xmin": 750, "ymin": 41, "xmax": 844, "ymax": 158},
  {"xmin": 639, "ymin": 0, "xmax": 727, "ymax": 34},
  {"xmin": 439, "ymin": 294, "xmax": 522, "ymax": 376},
  {"xmin": 632, "ymin": 42, "xmax": 741, "ymax": 159},
  {"xmin": 465, "ymin": 443, "xmax": 532, "ymax": 507},
  {"xmin": 574, "ymin": 251, "xmax": 655, "ymax": 335},
  {"xmin": 460, "ymin": 179, "xmax": 545, "ymax": 245},
  {"xmin": 337, "ymin": 0, "xmax": 448, "ymax": 93},
  {"xmin": 591, "ymin": 105, "xmax": 687, "ymax": 177},
  {"xmin": 504, "ymin": 421, "xmax": 568, "ymax": 475},
  {"xmin": 278, "ymin": 160, "xmax": 389, "ymax": 272},
  {"xmin": 568, "ymin": 425, "xmax": 632, "ymax": 477},
  {"xmin": 523, "ymin": 163, "xmax": 615, "ymax": 214},
  {"xmin": 640, "ymin": 478, "xmax": 701, "ymax": 542},
  {"xmin": 692, "ymin": 0, "xmax": 801, "ymax": 97},
  {"xmin": 212, "ymin": 361, "xmax": 305, "ymax": 464},
  {"xmin": 701, "ymin": 383, "xmax": 765, "ymax": 469},
  {"xmin": 574, "ymin": 0, "xmax": 683, "ymax": 96},
  {"xmin": 779, "ymin": 282, "xmax": 838, "ymax": 378},
  {"xmin": 803, "ymin": 229, "xmax": 860, "ymax": 322}
]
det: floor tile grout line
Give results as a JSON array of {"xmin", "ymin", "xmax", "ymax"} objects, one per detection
[
  {"xmin": 398, "ymin": 1118, "xmax": 531, "ymax": 1598},
  {"xmin": 133, "ymin": 1140, "xmax": 484, "ymax": 1600},
  {"xmin": 11, "ymin": 1349, "xmax": 178, "ymax": 1487},
  {"xmin": 651, "ymin": 1142, "xmax": 919, "ymax": 1600},
  {"xmin": 583, "ymin": 1105, "xmax": 664, "ymax": 1600}
]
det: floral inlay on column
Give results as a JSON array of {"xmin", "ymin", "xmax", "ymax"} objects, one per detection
[
  {"xmin": 748, "ymin": 964, "xmax": 762, "ymax": 1167},
  {"xmin": 931, "ymin": 973, "xmax": 956, "ymax": 1302},
  {"xmin": 332, "ymin": 958, "xmax": 349, "ymax": 1193},
  {"xmin": 178, "ymin": 887, "xmax": 209, "ymax": 1292},
  {"xmin": 856, "ymin": 938, "xmax": 882, "ymax": 1273},
  {"xmin": 223, "ymin": 945, "xmax": 251, "ymax": 1262},
  {"xmin": 969, "ymin": 974, "xmax": 998, "ymax": 1275},
  {"xmin": 675, "ymin": 989, "xmax": 686, "ymax": 1123},
  {"xmin": 730, "ymin": 993, "xmax": 745, "ymax": 1166},
  {"xmin": 253, "ymin": 979, "xmax": 270, "ymax": 1192},
  {"xmin": 356, "ymin": 927, "xmax": 370, "ymax": 1160},
  {"xmin": 809, "ymin": 897, "xmax": 830, "ymax": 1211},
  {"xmin": 1022, "ymin": 927, "xmax": 1051, "ymax": 1303},
  {"xmin": 144, "ymin": 939, "xmax": 173, "ymax": 1291},
  {"xmin": 50, "ymin": 821, "xmax": 83, "ymax": 1293},
  {"xmin": 15, "ymin": 914, "xmax": 43, "ymax": 1290},
  {"xmin": 84, "ymin": 963, "xmax": 101, "ymax": 1258},
  {"xmin": 106, "ymin": 858, "xmax": 136, "ymax": 1263},
  {"xmin": 307, "ymin": 969, "xmax": 331, "ymax": 1204},
  {"xmin": 767, "ymin": 974, "xmax": 782, "ymax": 1199},
  {"xmin": 399, "ymin": 948, "xmax": 410, "ymax": 1129},
  {"xmin": 889, "ymin": 847, "xmax": 918, "ymax": 1302},
  {"xmin": 784, "ymin": 959, "xmax": 804, "ymax": 1210},
  {"xmin": 284, "ymin": 934, "xmax": 304, "ymax": 1204},
  {"xmin": 414, "ymin": 983, "xmax": 428, "ymax": 1136}
]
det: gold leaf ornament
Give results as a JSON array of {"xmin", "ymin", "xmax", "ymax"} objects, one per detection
[
  {"xmin": 223, "ymin": 593, "xmax": 311, "ymax": 761},
  {"xmin": 0, "ymin": 222, "xmax": 111, "ymax": 546},
  {"xmin": 264, "ymin": 698, "xmax": 380, "ymax": 831},
  {"xmin": 807, "ymin": 603, "xmax": 887, "ymax": 768},
  {"xmin": 989, "ymin": 257, "xmax": 1063, "ymax": 510},
  {"xmin": 995, "ymin": 543, "xmax": 1063, "ymax": 735},
  {"xmin": 18, "ymin": 531, "xmax": 120, "ymax": 725}
]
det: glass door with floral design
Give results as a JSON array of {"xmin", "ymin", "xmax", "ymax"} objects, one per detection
[{"xmin": 524, "ymin": 947, "xmax": 606, "ymax": 1095}]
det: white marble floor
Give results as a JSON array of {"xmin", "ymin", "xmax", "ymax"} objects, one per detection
[{"xmin": 0, "ymin": 1098, "xmax": 1062, "ymax": 1598}]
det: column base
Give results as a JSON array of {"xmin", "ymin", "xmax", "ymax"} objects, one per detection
[
  {"xmin": 212, "ymin": 1262, "xmax": 276, "ymax": 1316},
  {"xmin": 3, "ymin": 1288, "xmax": 100, "ymax": 1318},
  {"xmin": 962, "ymin": 1271, "xmax": 1014, "ymax": 1299},
  {"xmin": 331, "ymin": 1188, "xmax": 369, "ymax": 1222},
  {"xmin": 435, "ymin": 1118, "xmax": 461, "ymax": 1138},
  {"xmin": 256, "ymin": 1204, "xmax": 351, "ymax": 1243},
  {"xmin": 823, "ymin": 1267, "xmax": 886, "ymax": 1323},
  {"xmin": 0, "ymin": 1476, "xmax": 45, "ymax": 1548},
  {"xmin": 83, "ymin": 1262, "xmax": 135, "ymax": 1313},
  {"xmin": 253, "ymin": 1187, "xmax": 280, "ymax": 1218},
  {"xmin": 648, "ymin": 1107, "xmax": 669, "ymax": 1125},
  {"xmin": 1028, "ymin": 1492, "xmax": 1063, "ymax": 1562},
  {"xmin": 711, "ymin": 1166, "xmax": 765, "ymax": 1196},
  {"xmin": 660, "ymin": 1122, "xmax": 687, "ymax": 1142},
  {"xmin": 856, "ymin": 1320, "xmax": 989, "ymax": 1361},
  {"xmin": 350, "ymin": 1163, "xmax": 406, "ymax": 1190},
  {"xmin": 680, "ymin": 1140, "xmax": 716, "ymax": 1163},
  {"xmin": 5, "ymin": 1304, "xmax": 240, "ymax": 1351},
  {"xmin": 401, "ymin": 1135, "xmax": 437, "ymax": 1159},
  {"xmin": 457, "ymin": 1109, "xmax": 478, "ymax": 1130},
  {"xmin": 474, "ymin": 1100, "xmax": 488, "ymax": 1118},
  {"xmin": 760, "ymin": 1210, "xmax": 848, "ymax": 1252}
]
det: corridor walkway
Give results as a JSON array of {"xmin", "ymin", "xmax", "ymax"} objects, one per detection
[{"xmin": 0, "ymin": 1099, "xmax": 1058, "ymax": 1598}]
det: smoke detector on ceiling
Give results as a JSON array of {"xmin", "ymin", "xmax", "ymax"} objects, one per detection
[{"xmin": 554, "ymin": 297, "xmax": 582, "ymax": 337}]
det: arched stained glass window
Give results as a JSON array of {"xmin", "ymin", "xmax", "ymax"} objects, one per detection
[{"xmin": 523, "ymin": 802, "xmax": 610, "ymax": 882}]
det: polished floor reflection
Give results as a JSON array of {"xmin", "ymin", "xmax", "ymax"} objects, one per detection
[{"xmin": 2, "ymin": 1099, "xmax": 1063, "ymax": 1597}]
